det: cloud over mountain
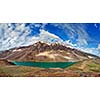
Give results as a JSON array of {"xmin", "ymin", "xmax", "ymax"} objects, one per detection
[
  {"xmin": 0, "ymin": 24, "xmax": 65, "ymax": 51},
  {"xmin": 0, "ymin": 23, "xmax": 100, "ymax": 56}
]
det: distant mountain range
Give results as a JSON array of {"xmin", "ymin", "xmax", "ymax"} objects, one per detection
[{"xmin": 0, "ymin": 41, "xmax": 99, "ymax": 62}]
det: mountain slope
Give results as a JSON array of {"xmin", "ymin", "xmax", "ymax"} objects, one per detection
[{"xmin": 0, "ymin": 41, "xmax": 98, "ymax": 62}]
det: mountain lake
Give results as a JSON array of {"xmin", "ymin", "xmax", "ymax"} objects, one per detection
[{"xmin": 11, "ymin": 61, "xmax": 77, "ymax": 68}]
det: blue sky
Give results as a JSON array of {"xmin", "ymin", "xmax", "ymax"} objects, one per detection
[
  {"xmin": 0, "ymin": 23, "xmax": 100, "ymax": 56},
  {"xmin": 26, "ymin": 23, "xmax": 100, "ymax": 47},
  {"xmin": 47, "ymin": 24, "xmax": 100, "ymax": 48}
]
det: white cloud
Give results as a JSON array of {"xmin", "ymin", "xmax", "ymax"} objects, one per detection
[
  {"xmin": 94, "ymin": 24, "xmax": 98, "ymax": 28},
  {"xmin": 0, "ymin": 24, "xmax": 77, "ymax": 51},
  {"xmin": 0, "ymin": 25, "xmax": 65, "ymax": 51},
  {"xmin": 98, "ymin": 44, "xmax": 100, "ymax": 49},
  {"xmin": 0, "ymin": 23, "xmax": 99, "ymax": 56},
  {"xmin": 0, "ymin": 23, "xmax": 31, "ymax": 51},
  {"xmin": 64, "ymin": 40, "xmax": 77, "ymax": 48},
  {"xmin": 97, "ymin": 44, "xmax": 100, "ymax": 54},
  {"xmin": 50, "ymin": 23, "xmax": 90, "ymax": 47},
  {"xmin": 25, "ymin": 29, "xmax": 64, "ymax": 45},
  {"xmin": 76, "ymin": 47, "xmax": 100, "ymax": 56}
]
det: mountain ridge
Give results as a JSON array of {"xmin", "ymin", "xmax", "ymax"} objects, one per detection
[{"xmin": 0, "ymin": 41, "xmax": 99, "ymax": 62}]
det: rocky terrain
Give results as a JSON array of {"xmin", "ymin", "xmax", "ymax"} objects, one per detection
[
  {"xmin": 0, "ymin": 41, "xmax": 100, "ymax": 77},
  {"xmin": 0, "ymin": 59, "xmax": 13, "ymax": 65},
  {"xmin": 0, "ymin": 41, "xmax": 98, "ymax": 62},
  {"xmin": 0, "ymin": 58, "xmax": 100, "ymax": 77}
]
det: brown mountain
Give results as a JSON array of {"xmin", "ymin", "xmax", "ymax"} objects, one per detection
[{"xmin": 0, "ymin": 41, "xmax": 99, "ymax": 62}]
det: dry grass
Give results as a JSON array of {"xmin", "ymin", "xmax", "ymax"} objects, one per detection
[{"xmin": 0, "ymin": 61, "xmax": 100, "ymax": 77}]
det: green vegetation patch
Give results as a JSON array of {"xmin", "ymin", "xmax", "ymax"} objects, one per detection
[{"xmin": 87, "ymin": 63, "xmax": 100, "ymax": 72}]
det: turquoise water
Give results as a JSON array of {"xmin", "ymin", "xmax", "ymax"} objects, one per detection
[{"xmin": 12, "ymin": 61, "xmax": 76, "ymax": 68}]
